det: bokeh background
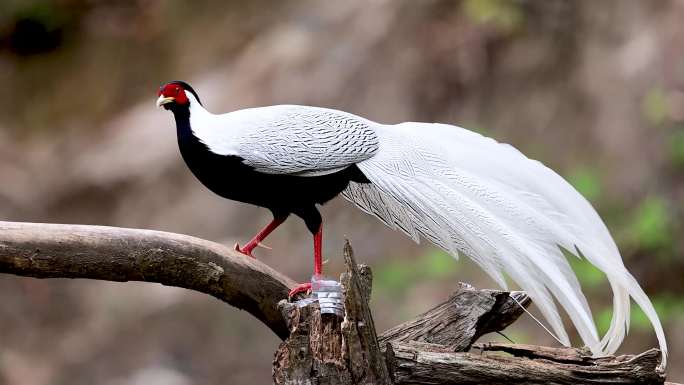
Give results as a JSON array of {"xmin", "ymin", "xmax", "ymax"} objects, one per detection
[{"xmin": 1, "ymin": 0, "xmax": 683, "ymax": 383}]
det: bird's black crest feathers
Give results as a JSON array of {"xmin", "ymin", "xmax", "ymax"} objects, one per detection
[{"xmin": 168, "ymin": 80, "xmax": 202, "ymax": 106}]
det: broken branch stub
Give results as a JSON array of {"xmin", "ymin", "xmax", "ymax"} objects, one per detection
[{"xmin": 272, "ymin": 241, "xmax": 392, "ymax": 385}]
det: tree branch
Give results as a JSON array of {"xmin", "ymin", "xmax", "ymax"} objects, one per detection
[
  {"xmin": 386, "ymin": 341, "xmax": 666, "ymax": 385},
  {"xmin": 378, "ymin": 283, "xmax": 530, "ymax": 352},
  {"xmin": 0, "ymin": 221, "xmax": 297, "ymax": 339},
  {"xmin": 0, "ymin": 221, "xmax": 672, "ymax": 384}
]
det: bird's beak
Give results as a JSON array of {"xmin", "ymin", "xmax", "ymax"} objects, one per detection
[{"xmin": 156, "ymin": 95, "xmax": 175, "ymax": 108}]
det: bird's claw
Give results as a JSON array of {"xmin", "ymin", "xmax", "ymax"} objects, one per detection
[
  {"xmin": 288, "ymin": 282, "xmax": 312, "ymax": 299},
  {"xmin": 233, "ymin": 242, "xmax": 255, "ymax": 258}
]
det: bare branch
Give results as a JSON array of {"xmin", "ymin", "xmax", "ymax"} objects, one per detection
[
  {"xmin": 0, "ymin": 222, "xmax": 670, "ymax": 384},
  {"xmin": 386, "ymin": 341, "xmax": 666, "ymax": 385},
  {"xmin": 0, "ymin": 221, "xmax": 297, "ymax": 339}
]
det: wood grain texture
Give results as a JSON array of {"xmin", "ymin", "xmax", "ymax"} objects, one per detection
[
  {"xmin": 0, "ymin": 221, "xmax": 297, "ymax": 339},
  {"xmin": 340, "ymin": 242, "xmax": 392, "ymax": 384},
  {"xmin": 0, "ymin": 222, "xmax": 672, "ymax": 384},
  {"xmin": 378, "ymin": 283, "xmax": 530, "ymax": 352},
  {"xmin": 272, "ymin": 241, "xmax": 392, "ymax": 385},
  {"xmin": 386, "ymin": 341, "xmax": 666, "ymax": 385}
]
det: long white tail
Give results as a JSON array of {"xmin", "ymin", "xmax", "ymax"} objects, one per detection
[{"xmin": 342, "ymin": 122, "xmax": 667, "ymax": 367}]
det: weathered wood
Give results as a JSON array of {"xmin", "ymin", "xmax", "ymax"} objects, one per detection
[
  {"xmin": 0, "ymin": 221, "xmax": 296, "ymax": 339},
  {"xmin": 475, "ymin": 342, "xmax": 593, "ymax": 363},
  {"xmin": 340, "ymin": 242, "xmax": 392, "ymax": 384},
  {"xmin": 272, "ymin": 241, "xmax": 391, "ymax": 385},
  {"xmin": 0, "ymin": 222, "xmax": 671, "ymax": 384},
  {"xmin": 378, "ymin": 283, "xmax": 530, "ymax": 351},
  {"xmin": 273, "ymin": 300, "xmax": 351, "ymax": 384},
  {"xmin": 386, "ymin": 341, "xmax": 666, "ymax": 385}
]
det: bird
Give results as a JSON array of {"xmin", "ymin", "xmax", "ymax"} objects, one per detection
[{"xmin": 157, "ymin": 80, "xmax": 667, "ymax": 366}]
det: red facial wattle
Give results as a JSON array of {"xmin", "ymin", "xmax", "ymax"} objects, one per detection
[{"xmin": 158, "ymin": 83, "xmax": 189, "ymax": 105}]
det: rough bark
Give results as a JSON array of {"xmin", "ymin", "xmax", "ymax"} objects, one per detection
[
  {"xmin": 272, "ymin": 241, "xmax": 392, "ymax": 385},
  {"xmin": 0, "ymin": 221, "xmax": 296, "ymax": 339},
  {"xmin": 378, "ymin": 283, "xmax": 531, "ymax": 352},
  {"xmin": 386, "ymin": 341, "xmax": 666, "ymax": 385},
  {"xmin": 0, "ymin": 221, "xmax": 672, "ymax": 384}
]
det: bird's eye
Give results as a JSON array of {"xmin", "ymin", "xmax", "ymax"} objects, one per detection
[{"xmin": 175, "ymin": 87, "xmax": 180, "ymax": 94}]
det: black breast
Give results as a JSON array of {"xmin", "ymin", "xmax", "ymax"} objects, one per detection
[{"xmin": 173, "ymin": 107, "xmax": 368, "ymax": 219}]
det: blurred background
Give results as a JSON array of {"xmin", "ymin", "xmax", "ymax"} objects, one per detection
[{"xmin": 0, "ymin": 0, "xmax": 682, "ymax": 383}]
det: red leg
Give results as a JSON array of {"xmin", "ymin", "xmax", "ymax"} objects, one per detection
[
  {"xmin": 289, "ymin": 225, "xmax": 323, "ymax": 298},
  {"xmin": 314, "ymin": 224, "xmax": 322, "ymax": 276},
  {"xmin": 235, "ymin": 216, "xmax": 287, "ymax": 258}
]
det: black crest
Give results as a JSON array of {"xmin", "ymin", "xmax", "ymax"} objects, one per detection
[{"xmin": 166, "ymin": 80, "xmax": 203, "ymax": 106}]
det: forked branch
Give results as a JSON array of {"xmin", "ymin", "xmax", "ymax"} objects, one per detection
[{"xmin": 0, "ymin": 221, "xmax": 672, "ymax": 384}]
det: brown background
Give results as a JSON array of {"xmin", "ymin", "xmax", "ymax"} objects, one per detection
[{"xmin": 1, "ymin": 1, "xmax": 682, "ymax": 384}]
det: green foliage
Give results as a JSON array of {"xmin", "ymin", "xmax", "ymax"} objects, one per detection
[
  {"xmin": 0, "ymin": 0, "xmax": 69, "ymax": 30},
  {"xmin": 668, "ymin": 128, "xmax": 684, "ymax": 168},
  {"xmin": 567, "ymin": 167, "xmax": 602, "ymax": 202},
  {"xmin": 596, "ymin": 294, "xmax": 684, "ymax": 335},
  {"xmin": 375, "ymin": 260, "xmax": 417, "ymax": 293},
  {"xmin": 642, "ymin": 87, "xmax": 669, "ymax": 126},
  {"xmin": 596, "ymin": 307, "xmax": 613, "ymax": 335},
  {"xmin": 627, "ymin": 196, "xmax": 673, "ymax": 251},
  {"xmin": 422, "ymin": 250, "xmax": 460, "ymax": 279},
  {"xmin": 630, "ymin": 295, "xmax": 683, "ymax": 331},
  {"xmin": 462, "ymin": 0, "xmax": 524, "ymax": 33},
  {"xmin": 569, "ymin": 257, "xmax": 606, "ymax": 289},
  {"xmin": 375, "ymin": 251, "xmax": 459, "ymax": 295},
  {"xmin": 631, "ymin": 305, "xmax": 653, "ymax": 331}
]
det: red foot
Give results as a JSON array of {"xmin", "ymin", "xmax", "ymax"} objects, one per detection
[
  {"xmin": 288, "ymin": 282, "xmax": 312, "ymax": 299},
  {"xmin": 233, "ymin": 242, "xmax": 255, "ymax": 258}
]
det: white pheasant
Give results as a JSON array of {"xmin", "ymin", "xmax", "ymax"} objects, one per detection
[{"xmin": 157, "ymin": 80, "xmax": 667, "ymax": 366}]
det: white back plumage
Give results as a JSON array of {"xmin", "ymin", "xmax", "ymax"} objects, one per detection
[
  {"xmin": 343, "ymin": 121, "xmax": 667, "ymax": 367},
  {"xmin": 185, "ymin": 96, "xmax": 666, "ymax": 367},
  {"xmin": 187, "ymin": 100, "xmax": 379, "ymax": 176}
]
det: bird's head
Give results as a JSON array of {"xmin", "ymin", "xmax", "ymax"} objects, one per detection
[{"xmin": 156, "ymin": 81, "xmax": 202, "ymax": 111}]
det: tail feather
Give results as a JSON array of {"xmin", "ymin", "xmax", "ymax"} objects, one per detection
[{"xmin": 342, "ymin": 122, "xmax": 667, "ymax": 367}]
